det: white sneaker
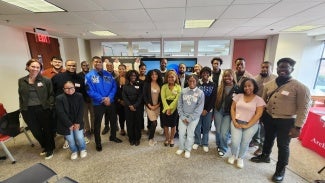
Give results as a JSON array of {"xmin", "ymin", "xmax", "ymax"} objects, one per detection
[
  {"xmin": 63, "ymin": 140, "xmax": 69, "ymax": 149},
  {"xmin": 237, "ymin": 158, "xmax": 244, "ymax": 168},
  {"xmin": 149, "ymin": 139, "xmax": 157, "ymax": 146},
  {"xmin": 184, "ymin": 151, "xmax": 191, "ymax": 158},
  {"xmin": 228, "ymin": 155, "xmax": 235, "ymax": 164},
  {"xmin": 203, "ymin": 146, "xmax": 209, "ymax": 152},
  {"xmin": 80, "ymin": 150, "xmax": 87, "ymax": 158},
  {"xmin": 71, "ymin": 152, "xmax": 78, "ymax": 160},
  {"xmin": 176, "ymin": 149, "xmax": 184, "ymax": 155},
  {"xmin": 192, "ymin": 144, "xmax": 199, "ymax": 150},
  {"xmin": 84, "ymin": 137, "xmax": 90, "ymax": 144}
]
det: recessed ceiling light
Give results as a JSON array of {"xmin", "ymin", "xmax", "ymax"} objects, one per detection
[
  {"xmin": 1, "ymin": 0, "xmax": 66, "ymax": 13},
  {"xmin": 282, "ymin": 25, "xmax": 320, "ymax": 32},
  {"xmin": 185, "ymin": 19, "xmax": 215, "ymax": 29},
  {"xmin": 90, "ymin": 31, "xmax": 117, "ymax": 36}
]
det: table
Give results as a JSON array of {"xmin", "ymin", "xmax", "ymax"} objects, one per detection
[{"xmin": 299, "ymin": 107, "xmax": 325, "ymax": 158}]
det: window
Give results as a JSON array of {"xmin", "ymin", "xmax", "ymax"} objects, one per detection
[
  {"xmin": 198, "ymin": 40, "xmax": 230, "ymax": 56},
  {"xmin": 164, "ymin": 41, "xmax": 194, "ymax": 56},
  {"xmin": 132, "ymin": 41, "xmax": 160, "ymax": 57},
  {"xmin": 314, "ymin": 44, "xmax": 325, "ymax": 93},
  {"xmin": 101, "ymin": 42, "xmax": 128, "ymax": 56}
]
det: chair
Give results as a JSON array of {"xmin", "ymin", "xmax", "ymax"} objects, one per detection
[
  {"xmin": 55, "ymin": 176, "xmax": 78, "ymax": 183},
  {"xmin": 2, "ymin": 163, "xmax": 58, "ymax": 183},
  {"xmin": 0, "ymin": 103, "xmax": 34, "ymax": 164}
]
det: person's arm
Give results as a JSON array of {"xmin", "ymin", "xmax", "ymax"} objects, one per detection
[
  {"xmin": 177, "ymin": 91, "xmax": 185, "ymax": 121},
  {"xmin": 160, "ymin": 84, "xmax": 169, "ymax": 113},
  {"xmin": 107, "ymin": 78, "xmax": 117, "ymax": 104},
  {"xmin": 122, "ymin": 85, "xmax": 131, "ymax": 107},
  {"xmin": 55, "ymin": 96, "xmax": 73, "ymax": 129},
  {"xmin": 168, "ymin": 85, "xmax": 181, "ymax": 113},
  {"xmin": 85, "ymin": 73, "xmax": 104, "ymax": 104},
  {"xmin": 189, "ymin": 91, "xmax": 205, "ymax": 122},
  {"xmin": 230, "ymin": 101, "xmax": 240, "ymax": 128},
  {"xmin": 75, "ymin": 93, "xmax": 84, "ymax": 125}
]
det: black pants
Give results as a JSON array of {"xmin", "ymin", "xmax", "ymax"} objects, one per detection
[
  {"xmin": 93, "ymin": 104, "xmax": 117, "ymax": 145},
  {"xmin": 116, "ymin": 103, "xmax": 125, "ymax": 130},
  {"xmin": 125, "ymin": 107, "xmax": 142, "ymax": 142},
  {"xmin": 262, "ymin": 112, "xmax": 294, "ymax": 168},
  {"xmin": 21, "ymin": 106, "xmax": 55, "ymax": 152}
]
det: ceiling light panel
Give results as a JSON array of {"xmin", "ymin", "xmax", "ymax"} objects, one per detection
[{"xmin": 2, "ymin": 0, "xmax": 65, "ymax": 13}]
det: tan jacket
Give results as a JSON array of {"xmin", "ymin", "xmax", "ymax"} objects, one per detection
[{"xmin": 262, "ymin": 79, "xmax": 311, "ymax": 127}]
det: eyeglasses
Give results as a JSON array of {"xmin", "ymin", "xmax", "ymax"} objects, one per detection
[{"xmin": 63, "ymin": 87, "xmax": 75, "ymax": 90}]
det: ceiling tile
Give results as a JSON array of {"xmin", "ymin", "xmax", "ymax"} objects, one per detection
[
  {"xmin": 47, "ymin": 0, "xmax": 103, "ymax": 11},
  {"xmin": 93, "ymin": 0, "xmax": 143, "ymax": 10},
  {"xmin": 110, "ymin": 9, "xmax": 151, "ymax": 22},
  {"xmin": 186, "ymin": 6, "xmax": 228, "ymax": 19},
  {"xmin": 147, "ymin": 8, "xmax": 185, "ymax": 21},
  {"xmin": 141, "ymin": 0, "xmax": 186, "ymax": 8},
  {"xmin": 221, "ymin": 4, "xmax": 273, "ymax": 19},
  {"xmin": 187, "ymin": 0, "xmax": 232, "ymax": 7}
]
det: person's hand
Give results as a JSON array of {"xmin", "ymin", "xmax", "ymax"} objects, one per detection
[
  {"xmin": 166, "ymin": 109, "xmax": 171, "ymax": 115},
  {"xmin": 201, "ymin": 110, "xmax": 208, "ymax": 116},
  {"xmin": 183, "ymin": 119, "xmax": 189, "ymax": 125},
  {"xmin": 129, "ymin": 105, "xmax": 136, "ymax": 111},
  {"xmin": 288, "ymin": 127, "xmax": 300, "ymax": 138},
  {"xmin": 74, "ymin": 124, "xmax": 80, "ymax": 130},
  {"xmin": 69, "ymin": 125, "xmax": 74, "ymax": 131},
  {"xmin": 102, "ymin": 97, "xmax": 111, "ymax": 106},
  {"xmin": 233, "ymin": 120, "xmax": 241, "ymax": 128}
]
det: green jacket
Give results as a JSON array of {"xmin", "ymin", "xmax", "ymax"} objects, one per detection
[{"xmin": 18, "ymin": 74, "xmax": 54, "ymax": 111}]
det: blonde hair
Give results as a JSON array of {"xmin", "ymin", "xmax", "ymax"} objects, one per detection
[
  {"xmin": 215, "ymin": 69, "xmax": 237, "ymax": 110},
  {"xmin": 164, "ymin": 70, "xmax": 179, "ymax": 85}
]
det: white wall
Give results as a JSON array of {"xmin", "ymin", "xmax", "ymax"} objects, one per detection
[
  {"xmin": 0, "ymin": 25, "xmax": 30, "ymax": 111},
  {"xmin": 62, "ymin": 38, "xmax": 80, "ymax": 62},
  {"xmin": 274, "ymin": 33, "xmax": 324, "ymax": 89}
]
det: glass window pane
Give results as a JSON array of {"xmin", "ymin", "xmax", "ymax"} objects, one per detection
[
  {"xmin": 198, "ymin": 40, "xmax": 230, "ymax": 56},
  {"xmin": 132, "ymin": 41, "xmax": 160, "ymax": 57},
  {"xmin": 164, "ymin": 41, "xmax": 194, "ymax": 56},
  {"xmin": 101, "ymin": 42, "xmax": 128, "ymax": 56},
  {"xmin": 314, "ymin": 59, "xmax": 325, "ymax": 93}
]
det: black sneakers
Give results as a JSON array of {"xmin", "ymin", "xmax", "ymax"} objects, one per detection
[
  {"xmin": 101, "ymin": 126, "xmax": 110, "ymax": 135},
  {"xmin": 250, "ymin": 154, "xmax": 270, "ymax": 163},
  {"xmin": 272, "ymin": 168, "xmax": 285, "ymax": 182}
]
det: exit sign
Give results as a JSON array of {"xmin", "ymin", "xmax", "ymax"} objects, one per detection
[{"xmin": 36, "ymin": 34, "xmax": 50, "ymax": 44}]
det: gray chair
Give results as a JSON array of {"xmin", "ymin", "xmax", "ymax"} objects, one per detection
[
  {"xmin": 2, "ymin": 163, "xmax": 57, "ymax": 183},
  {"xmin": 55, "ymin": 176, "xmax": 78, "ymax": 183}
]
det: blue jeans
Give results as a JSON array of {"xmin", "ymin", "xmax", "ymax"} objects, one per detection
[
  {"xmin": 214, "ymin": 109, "xmax": 231, "ymax": 153},
  {"xmin": 194, "ymin": 111, "xmax": 212, "ymax": 146},
  {"xmin": 230, "ymin": 122, "xmax": 258, "ymax": 158},
  {"xmin": 178, "ymin": 118, "xmax": 200, "ymax": 152},
  {"xmin": 65, "ymin": 129, "xmax": 86, "ymax": 153}
]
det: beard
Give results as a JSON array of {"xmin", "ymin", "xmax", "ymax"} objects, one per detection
[{"xmin": 260, "ymin": 73, "xmax": 268, "ymax": 77}]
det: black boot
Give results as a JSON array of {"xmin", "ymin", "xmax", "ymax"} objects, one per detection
[
  {"xmin": 272, "ymin": 165, "xmax": 285, "ymax": 183},
  {"xmin": 250, "ymin": 154, "xmax": 270, "ymax": 163}
]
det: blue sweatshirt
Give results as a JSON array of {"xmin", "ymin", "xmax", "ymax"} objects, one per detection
[
  {"xmin": 85, "ymin": 69, "xmax": 117, "ymax": 106},
  {"xmin": 177, "ymin": 87, "xmax": 205, "ymax": 123}
]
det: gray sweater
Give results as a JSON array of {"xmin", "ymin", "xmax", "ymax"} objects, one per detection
[{"xmin": 177, "ymin": 87, "xmax": 205, "ymax": 123}]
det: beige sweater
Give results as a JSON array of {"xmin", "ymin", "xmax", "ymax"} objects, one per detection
[{"xmin": 262, "ymin": 79, "xmax": 311, "ymax": 127}]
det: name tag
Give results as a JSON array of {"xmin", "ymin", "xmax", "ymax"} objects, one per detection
[
  {"xmin": 281, "ymin": 90, "xmax": 289, "ymax": 96},
  {"xmin": 152, "ymin": 89, "xmax": 157, "ymax": 93},
  {"xmin": 37, "ymin": 82, "xmax": 43, "ymax": 87},
  {"xmin": 75, "ymin": 83, "xmax": 80, "ymax": 87}
]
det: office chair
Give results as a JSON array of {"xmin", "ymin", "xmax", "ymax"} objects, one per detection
[{"xmin": 2, "ymin": 163, "xmax": 58, "ymax": 183}]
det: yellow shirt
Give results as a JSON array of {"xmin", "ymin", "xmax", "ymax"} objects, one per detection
[{"xmin": 160, "ymin": 84, "xmax": 181, "ymax": 113}]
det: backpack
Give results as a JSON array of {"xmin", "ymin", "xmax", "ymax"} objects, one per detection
[{"xmin": 0, "ymin": 110, "xmax": 21, "ymax": 137}]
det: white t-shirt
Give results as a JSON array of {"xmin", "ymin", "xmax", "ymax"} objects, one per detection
[{"xmin": 232, "ymin": 93, "xmax": 265, "ymax": 122}]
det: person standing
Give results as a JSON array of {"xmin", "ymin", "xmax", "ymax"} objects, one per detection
[
  {"xmin": 233, "ymin": 57, "xmax": 253, "ymax": 85},
  {"xmin": 251, "ymin": 58, "xmax": 311, "ymax": 183},
  {"xmin": 176, "ymin": 75, "xmax": 205, "ymax": 158},
  {"xmin": 160, "ymin": 58, "xmax": 168, "ymax": 81},
  {"xmin": 77, "ymin": 61, "xmax": 94, "ymax": 136},
  {"xmin": 160, "ymin": 70, "xmax": 181, "ymax": 147},
  {"xmin": 193, "ymin": 67, "xmax": 217, "ymax": 153},
  {"xmin": 138, "ymin": 63, "xmax": 147, "ymax": 131},
  {"xmin": 56, "ymin": 81, "xmax": 87, "ymax": 160},
  {"xmin": 42, "ymin": 56, "xmax": 65, "ymax": 79},
  {"xmin": 85, "ymin": 56, "xmax": 122, "ymax": 152},
  {"xmin": 210, "ymin": 57, "xmax": 224, "ymax": 88},
  {"xmin": 143, "ymin": 69, "xmax": 163, "ymax": 146},
  {"xmin": 214, "ymin": 69, "xmax": 240, "ymax": 157},
  {"xmin": 115, "ymin": 64, "xmax": 127, "ymax": 136},
  {"xmin": 19, "ymin": 59, "xmax": 55, "ymax": 159},
  {"xmin": 122, "ymin": 70, "xmax": 143, "ymax": 146},
  {"xmin": 178, "ymin": 63, "xmax": 189, "ymax": 89},
  {"xmin": 251, "ymin": 61, "xmax": 277, "ymax": 155},
  {"xmin": 228, "ymin": 78, "xmax": 265, "ymax": 168}
]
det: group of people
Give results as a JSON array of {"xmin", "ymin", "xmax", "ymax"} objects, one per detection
[{"xmin": 18, "ymin": 55, "xmax": 311, "ymax": 183}]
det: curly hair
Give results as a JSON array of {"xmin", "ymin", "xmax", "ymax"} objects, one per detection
[
  {"xmin": 239, "ymin": 78, "xmax": 259, "ymax": 94},
  {"xmin": 146, "ymin": 69, "xmax": 163, "ymax": 86},
  {"xmin": 126, "ymin": 70, "xmax": 139, "ymax": 81}
]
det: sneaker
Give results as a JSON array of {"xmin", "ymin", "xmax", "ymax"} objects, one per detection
[
  {"xmin": 45, "ymin": 151, "xmax": 53, "ymax": 160},
  {"xmin": 237, "ymin": 158, "xmax": 244, "ymax": 168},
  {"xmin": 40, "ymin": 150, "xmax": 46, "ymax": 156},
  {"xmin": 228, "ymin": 155, "xmax": 235, "ymax": 164},
  {"xmin": 218, "ymin": 150, "xmax": 225, "ymax": 157},
  {"xmin": 63, "ymin": 140, "xmax": 69, "ymax": 149},
  {"xmin": 176, "ymin": 149, "xmax": 184, "ymax": 155},
  {"xmin": 184, "ymin": 151, "xmax": 191, "ymax": 158},
  {"xmin": 250, "ymin": 154, "xmax": 270, "ymax": 163},
  {"xmin": 84, "ymin": 137, "xmax": 90, "ymax": 144},
  {"xmin": 71, "ymin": 152, "xmax": 78, "ymax": 160},
  {"xmin": 102, "ymin": 125, "xmax": 110, "ymax": 135},
  {"xmin": 203, "ymin": 146, "xmax": 209, "ymax": 153},
  {"xmin": 192, "ymin": 144, "xmax": 199, "ymax": 150},
  {"xmin": 148, "ymin": 139, "xmax": 157, "ymax": 146},
  {"xmin": 80, "ymin": 150, "xmax": 87, "ymax": 158}
]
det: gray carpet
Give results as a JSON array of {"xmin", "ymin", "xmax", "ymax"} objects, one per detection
[{"xmin": 0, "ymin": 127, "xmax": 324, "ymax": 183}]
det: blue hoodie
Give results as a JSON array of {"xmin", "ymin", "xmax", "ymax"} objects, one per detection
[{"xmin": 85, "ymin": 69, "xmax": 117, "ymax": 106}]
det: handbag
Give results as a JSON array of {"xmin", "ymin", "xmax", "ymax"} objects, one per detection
[{"xmin": 0, "ymin": 110, "xmax": 21, "ymax": 137}]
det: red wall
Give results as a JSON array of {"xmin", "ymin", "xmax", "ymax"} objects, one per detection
[{"xmin": 232, "ymin": 39, "xmax": 266, "ymax": 76}]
